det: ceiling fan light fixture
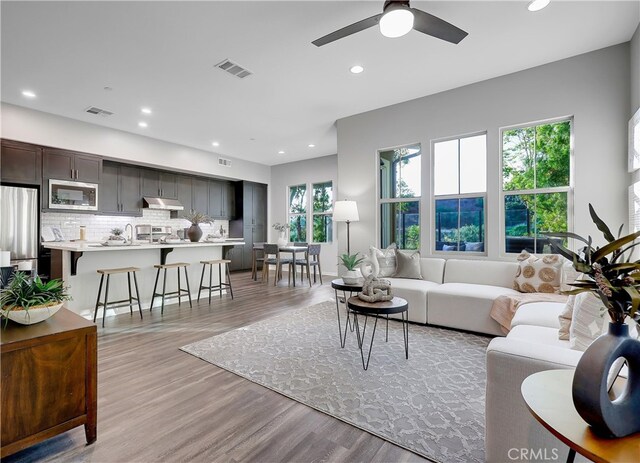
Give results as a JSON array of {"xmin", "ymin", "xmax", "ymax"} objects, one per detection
[
  {"xmin": 528, "ymin": 0, "xmax": 550, "ymax": 12},
  {"xmin": 379, "ymin": 8, "xmax": 414, "ymax": 38}
]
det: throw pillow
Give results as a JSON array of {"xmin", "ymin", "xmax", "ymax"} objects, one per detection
[
  {"xmin": 569, "ymin": 291, "xmax": 608, "ymax": 351},
  {"xmin": 513, "ymin": 251, "xmax": 563, "ymax": 293},
  {"xmin": 465, "ymin": 242, "xmax": 484, "ymax": 252},
  {"xmin": 558, "ymin": 295, "xmax": 575, "ymax": 341},
  {"xmin": 369, "ymin": 243, "xmax": 397, "ymax": 277},
  {"xmin": 442, "ymin": 244, "xmax": 457, "ymax": 251},
  {"xmin": 560, "ymin": 258, "xmax": 582, "ymax": 292},
  {"xmin": 394, "ymin": 251, "xmax": 422, "ymax": 279}
]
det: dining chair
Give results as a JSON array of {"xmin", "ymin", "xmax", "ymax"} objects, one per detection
[
  {"xmin": 293, "ymin": 242, "xmax": 308, "ymax": 247},
  {"xmin": 262, "ymin": 244, "xmax": 293, "ymax": 286},
  {"xmin": 252, "ymin": 242, "xmax": 265, "ymax": 281},
  {"xmin": 294, "ymin": 243, "xmax": 322, "ymax": 286}
]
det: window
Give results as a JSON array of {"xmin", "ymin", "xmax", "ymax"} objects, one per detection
[
  {"xmin": 288, "ymin": 184, "xmax": 307, "ymax": 242},
  {"xmin": 287, "ymin": 181, "xmax": 333, "ymax": 243},
  {"xmin": 433, "ymin": 133, "xmax": 487, "ymax": 253},
  {"xmin": 502, "ymin": 119, "xmax": 572, "ymax": 254},
  {"xmin": 312, "ymin": 181, "xmax": 333, "ymax": 243},
  {"xmin": 379, "ymin": 144, "xmax": 421, "ymax": 249}
]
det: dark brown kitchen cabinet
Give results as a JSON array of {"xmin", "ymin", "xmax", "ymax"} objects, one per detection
[
  {"xmin": 43, "ymin": 149, "xmax": 101, "ymax": 183},
  {"xmin": 177, "ymin": 176, "xmax": 193, "ymax": 214},
  {"xmin": 141, "ymin": 169, "xmax": 177, "ymax": 198},
  {"xmin": 192, "ymin": 178, "xmax": 209, "ymax": 214},
  {"xmin": 1, "ymin": 140, "xmax": 42, "ymax": 185},
  {"xmin": 100, "ymin": 162, "xmax": 142, "ymax": 216}
]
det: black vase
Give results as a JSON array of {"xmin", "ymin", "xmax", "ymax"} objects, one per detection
[
  {"xmin": 572, "ymin": 322, "xmax": 640, "ymax": 437},
  {"xmin": 187, "ymin": 224, "xmax": 203, "ymax": 242}
]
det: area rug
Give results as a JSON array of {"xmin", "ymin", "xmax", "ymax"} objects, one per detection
[{"xmin": 180, "ymin": 300, "xmax": 491, "ymax": 463}]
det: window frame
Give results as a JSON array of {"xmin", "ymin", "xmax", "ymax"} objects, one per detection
[
  {"xmin": 499, "ymin": 116, "xmax": 575, "ymax": 257},
  {"xmin": 286, "ymin": 181, "xmax": 334, "ymax": 244},
  {"xmin": 377, "ymin": 142, "xmax": 422, "ymax": 250},
  {"xmin": 430, "ymin": 131, "xmax": 488, "ymax": 256}
]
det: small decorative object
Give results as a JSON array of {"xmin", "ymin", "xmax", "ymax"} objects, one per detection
[
  {"xmin": 1, "ymin": 272, "xmax": 71, "ymax": 326},
  {"xmin": 0, "ymin": 266, "xmax": 15, "ymax": 290},
  {"xmin": 546, "ymin": 204, "xmax": 640, "ymax": 437},
  {"xmin": 272, "ymin": 222, "xmax": 290, "ymax": 247},
  {"xmin": 107, "ymin": 228, "xmax": 126, "ymax": 246},
  {"xmin": 339, "ymin": 252, "xmax": 365, "ymax": 285},
  {"xmin": 358, "ymin": 274, "xmax": 393, "ymax": 303},
  {"xmin": 183, "ymin": 211, "xmax": 212, "ymax": 242}
]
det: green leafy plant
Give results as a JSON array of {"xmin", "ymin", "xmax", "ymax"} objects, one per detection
[
  {"xmin": 339, "ymin": 253, "xmax": 365, "ymax": 271},
  {"xmin": 1, "ymin": 273, "xmax": 71, "ymax": 324},
  {"xmin": 109, "ymin": 228, "xmax": 125, "ymax": 241},
  {"xmin": 183, "ymin": 211, "xmax": 212, "ymax": 225},
  {"xmin": 545, "ymin": 204, "xmax": 640, "ymax": 325}
]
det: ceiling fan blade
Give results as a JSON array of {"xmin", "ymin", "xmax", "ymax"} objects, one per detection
[
  {"xmin": 411, "ymin": 9, "xmax": 468, "ymax": 44},
  {"xmin": 312, "ymin": 14, "xmax": 383, "ymax": 47}
]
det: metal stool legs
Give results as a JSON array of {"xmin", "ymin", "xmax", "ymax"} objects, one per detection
[
  {"xmin": 197, "ymin": 261, "xmax": 234, "ymax": 303},
  {"xmin": 150, "ymin": 265, "xmax": 192, "ymax": 314},
  {"xmin": 94, "ymin": 269, "xmax": 143, "ymax": 328}
]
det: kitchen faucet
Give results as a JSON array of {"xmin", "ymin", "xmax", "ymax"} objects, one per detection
[{"xmin": 125, "ymin": 223, "xmax": 134, "ymax": 245}]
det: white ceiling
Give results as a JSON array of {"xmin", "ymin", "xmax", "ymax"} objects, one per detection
[{"xmin": 1, "ymin": 1, "xmax": 638, "ymax": 166}]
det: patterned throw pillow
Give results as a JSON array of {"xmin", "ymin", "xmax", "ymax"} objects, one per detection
[
  {"xmin": 369, "ymin": 243, "xmax": 397, "ymax": 277},
  {"xmin": 513, "ymin": 251, "xmax": 563, "ymax": 293}
]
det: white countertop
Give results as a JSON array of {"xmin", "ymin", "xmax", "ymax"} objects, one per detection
[{"xmin": 43, "ymin": 239, "xmax": 245, "ymax": 252}]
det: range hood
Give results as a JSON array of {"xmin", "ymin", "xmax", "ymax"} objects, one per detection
[{"xmin": 143, "ymin": 197, "xmax": 184, "ymax": 211}]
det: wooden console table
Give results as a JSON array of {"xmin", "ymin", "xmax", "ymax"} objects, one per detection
[{"xmin": 1, "ymin": 308, "xmax": 97, "ymax": 458}]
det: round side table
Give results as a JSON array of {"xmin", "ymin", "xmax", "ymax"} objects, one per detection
[{"xmin": 331, "ymin": 278, "xmax": 363, "ymax": 348}]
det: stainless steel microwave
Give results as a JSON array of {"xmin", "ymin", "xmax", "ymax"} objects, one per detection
[{"xmin": 49, "ymin": 179, "xmax": 99, "ymax": 211}]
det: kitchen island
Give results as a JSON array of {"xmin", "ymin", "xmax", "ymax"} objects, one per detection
[{"xmin": 44, "ymin": 240, "xmax": 244, "ymax": 320}]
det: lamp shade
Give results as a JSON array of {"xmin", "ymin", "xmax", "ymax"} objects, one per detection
[{"xmin": 333, "ymin": 201, "xmax": 359, "ymax": 222}]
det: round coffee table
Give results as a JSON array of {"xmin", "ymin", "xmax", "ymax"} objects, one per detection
[
  {"xmin": 347, "ymin": 296, "xmax": 409, "ymax": 371},
  {"xmin": 331, "ymin": 279, "xmax": 364, "ymax": 348}
]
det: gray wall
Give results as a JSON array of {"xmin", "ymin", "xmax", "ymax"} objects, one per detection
[
  {"xmin": 632, "ymin": 24, "xmax": 640, "ymax": 114},
  {"xmin": 270, "ymin": 155, "xmax": 338, "ymax": 274},
  {"xmin": 337, "ymin": 44, "xmax": 631, "ymax": 260}
]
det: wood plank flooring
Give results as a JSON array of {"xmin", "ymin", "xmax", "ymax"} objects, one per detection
[{"xmin": 4, "ymin": 272, "xmax": 427, "ymax": 463}]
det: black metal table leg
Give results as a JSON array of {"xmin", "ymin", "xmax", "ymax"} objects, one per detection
[
  {"xmin": 353, "ymin": 312, "xmax": 378, "ymax": 371},
  {"xmin": 566, "ymin": 449, "xmax": 576, "ymax": 463}
]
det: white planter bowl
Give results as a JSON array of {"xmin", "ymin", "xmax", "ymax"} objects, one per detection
[
  {"xmin": 1, "ymin": 302, "xmax": 63, "ymax": 325},
  {"xmin": 342, "ymin": 270, "xmax": 360, "ymax": 285}
]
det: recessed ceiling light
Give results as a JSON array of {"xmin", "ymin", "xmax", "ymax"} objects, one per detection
[
  {"xmin": 21, "ymin": 90, "xmax": 36, "ymax": 98},
  {"xmin": 350, "ymin": 65, "xmax": 364, "ymax": 74},
  {"xmin": 212, "ymin": 141, "xmax": 220, "ymax": 147},
  {"xmin": 141, "ymin": 107, "xmax": 152, "ymax": 115},
  {"xmin": 103, "ymin": 86, "xmax": 113, "ymax": 92},
  {"xmin": 278, "ymin": 150, "xmax": 285, "ymax": 155},
  {"xmin": 138, "ymin": 121, "xmax": 148, "ymax": 128},
  {"xmin": 308, "ymin": 144, "xmax": 316, "ymax": 148},
  {"xmin": 528, "ymin": 0, "xmax": 550, "ymax": 12}
]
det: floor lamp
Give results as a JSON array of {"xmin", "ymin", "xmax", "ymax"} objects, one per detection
[{"xmin": 333, "ymin": 200, "xmax": 359, "ymax": 255}]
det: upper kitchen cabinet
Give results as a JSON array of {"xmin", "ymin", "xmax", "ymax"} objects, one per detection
[
  {"xmin": 1, "ymin": 140, "xmax": 42, "ymax": 185},
  {"xmin": 192, "ymin": 178, "xmax": 209, "ymax": 215},
  {"xmin": 176, "ymin": 175, "xmax": 193, "ymax": 214},
  {"xmin": 141, "ymin": 169, "xmax": 177, "ymax": 198},
  {"xmin": 242, "ymin": 181, "xmax": 267, "ymax": 226},
  {"xmin": 208, "ymin": 180, "xmax": 236, "ymax": 219},
  {"xmin": 43, "ymin": 148, "xmax": 101, "ymax": 183},
  {"xmin": 100, "ymin": 162, "xmax": 142, "ymax": 216}
]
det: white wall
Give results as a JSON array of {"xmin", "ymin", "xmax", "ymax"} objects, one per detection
[
  {"xmin": 270, "ymin": 155, "xmax": 338, "ymax": 274},
  {"xmin": 0, "ymin": 103, "xmax": 270, "ymax": 184},
  {"xmin": 337, "ymin": 44, "xmax": 631, "ymax": 260},
  {"xmin": 632, "ymin": 23, "xmax": 640, "ymax": 114}
]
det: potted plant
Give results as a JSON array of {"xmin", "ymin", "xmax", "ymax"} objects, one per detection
[
  {"xmin": 545, "ymin": 204, "xmax": 640, "ymax": 438},
  {"xmin": 1, "ymin": 272, "xmax": 71, "ymax": 326},
  {"xmin": 107, "ymin": 228, "xmax": 126, "ymax": 246},
  {"xmin": 339, "ymin": 252, "xmax": 365, "ymax": 285},
  {"xmin": 183, "ymin": 211, "xmax": 212, "ymax": 242},
  {"xmin": 272, "ymin": 222, "xmax": 290, "ymax": 247}
]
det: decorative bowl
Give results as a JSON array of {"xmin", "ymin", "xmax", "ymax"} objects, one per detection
[
  {"xmin": 1, "ymin": 302, "xmax": 63, "ymax": 325},
  {"xmin": 106, "ymin": 240, "xmax": 126, "ymax": 246}
]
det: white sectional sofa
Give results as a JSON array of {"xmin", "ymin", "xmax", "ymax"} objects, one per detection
[{"xmin": 382, "ymin": 257, "xmax": 583, "ymax": 462}]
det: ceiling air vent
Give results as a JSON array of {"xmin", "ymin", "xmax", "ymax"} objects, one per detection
[
  {"xmin": 85, "ymin": 106, "xmax": 114, "ymax": 117},
  {"xmin": 215, "ymin": 59, "xmax": 253, "ymax": 79},
  {"xmin": 218, "ymin": 157, "xmax": 232, "ymax": 167}
]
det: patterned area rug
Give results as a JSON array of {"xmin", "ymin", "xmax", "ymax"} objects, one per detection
[{"xmin": 181, "ymin": 300, "xmax": 491, "ymax": 463}]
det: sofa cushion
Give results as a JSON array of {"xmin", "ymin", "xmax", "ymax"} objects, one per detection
[
  {"xmin": 443, "ymin": 259, "xmax": 519, "ymax": 288},
  {"xmin": 558, "ymin": 295, "xmax": 575, "ymax": 340},
  {"xmin": 394, "ymin": 251, "xmax": 422, "ymax": 279},
  {"xmin": 386, "ymin": 278, "xmax": 440, "ymax": 324},
  {"xmin": 428, "ymin": 283, "xmax": 519, "ymax": 336},
  {"xmin": 420, "ymin": 258, "xmax": 446, "ymax": 284},
  {"xmin": 507, "ymin": 324, "xmax": 570, "ymax": 349},
  {"xmin": 510, "ymin": 302, "xmax": 565, "ymax": 329}
]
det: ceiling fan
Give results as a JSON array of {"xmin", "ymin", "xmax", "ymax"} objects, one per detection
[{"xmin": 312, "ymin": 0, "xmax": 468, "ymax": 47}]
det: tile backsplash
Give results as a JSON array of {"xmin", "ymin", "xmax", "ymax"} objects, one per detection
[{"xmin": 42, "ymin": 209, "xmax": 229, "ymax": 242}]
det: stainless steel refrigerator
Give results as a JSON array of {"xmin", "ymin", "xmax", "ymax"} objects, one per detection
[{"xmin": 0, "ymin": 185, "xmax": 39, "ymax": 272}]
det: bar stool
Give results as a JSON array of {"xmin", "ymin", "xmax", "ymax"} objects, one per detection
[
  {"xmin": 149, "ymin": 262, "xmax": 192, "ymax": 314},
  {"xmin": 198, "ymin": 259, "xmax": 234, "ymax": 303},
  {"xmin": 94, "ymin": 267, "xmax": 143, "ymax": 327}
]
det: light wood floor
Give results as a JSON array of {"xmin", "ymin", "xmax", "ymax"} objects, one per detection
[{"xmin": 5, "ymin": 271, "xmax": 427, "ymax": 463}]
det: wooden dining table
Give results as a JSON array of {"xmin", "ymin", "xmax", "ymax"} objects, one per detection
[{"xmin": 278, "ymin": 245, "xmax": 308, "ymax": 287}]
